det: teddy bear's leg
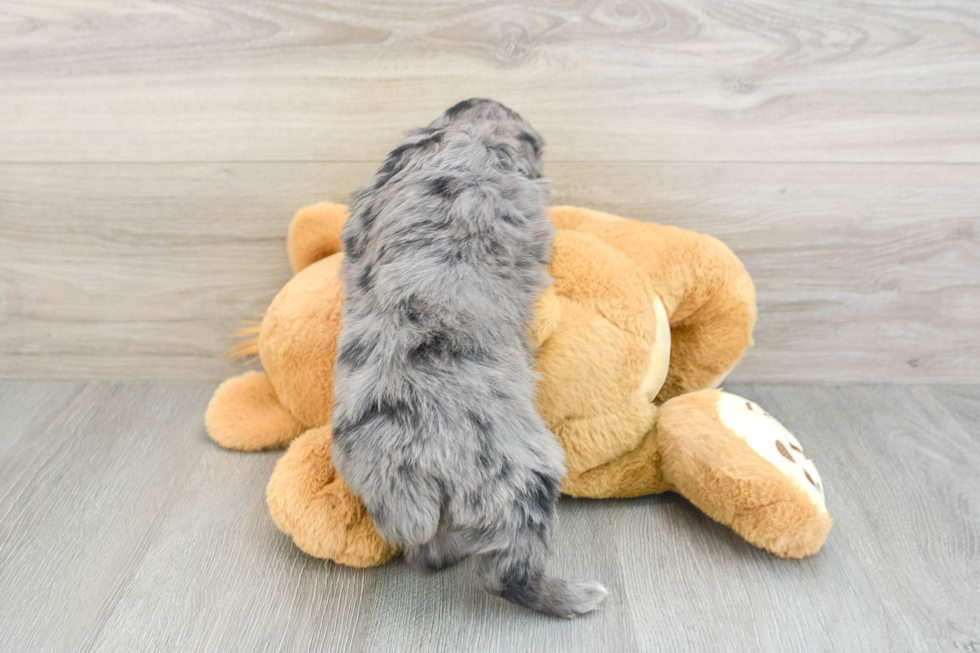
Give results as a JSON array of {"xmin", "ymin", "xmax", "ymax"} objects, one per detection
[
  {"xmin": 205, "ymin": 371, "xmax": 308, "ymax": 451},
  {"xmin": 286, "ymin": 202, "xmax": 349, "ymax": 274},
  {"xmin": 266, "ymin": 425, "xmax": 398, "ymax": 567},
  {"xmin": 656, "ymin": 389, "xmax": 831, "ymax": 558}
]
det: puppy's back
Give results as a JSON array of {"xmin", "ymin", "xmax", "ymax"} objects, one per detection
[{"xmin": 332, "ymin": 99, "xmax": 607, "ymax": 617}]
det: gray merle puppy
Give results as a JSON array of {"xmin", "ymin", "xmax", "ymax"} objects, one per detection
[{"xmin": 332, "ymin": 98, "xmax": 608, "ymax": 617}]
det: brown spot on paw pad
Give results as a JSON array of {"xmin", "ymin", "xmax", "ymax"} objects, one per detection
[
  {"xmin": 804, "ymin": 469, "xmax": 819, "ymax": 489},
  {"xmin": 775, "ymin": 440, "xmax": 795, "ymax": 462},
  {"xmin": 745, "ymin": 402, "xmax": 753, "ymax": 411},
  {"xmin": 789, "ymin": 442, "xmax": 807, "ymax": 458}
]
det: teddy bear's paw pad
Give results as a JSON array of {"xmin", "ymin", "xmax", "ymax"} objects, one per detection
[
  {"xmin": 638, "ymin": 295, "xmax": 671, "ymax": 403},
  {"xmin": 716, "ymin": 393, "xmax": 826, "ymax": 511}
]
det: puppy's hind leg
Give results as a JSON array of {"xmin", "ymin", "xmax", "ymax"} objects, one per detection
[
  {"xmin": 363, "ymin": 473, "xmax": 442, "ymax": 547},
  {"xmin": 404, "ymin": 530, "xmax": 467, "ymax": 572}
]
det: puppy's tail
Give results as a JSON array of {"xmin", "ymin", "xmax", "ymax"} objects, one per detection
[
  {"xmin": 474, "ymin": 474, "xmax": 608, "ymax": 618},
  {"xmin": 478, "ymin": 552, "xmax": 608, "ymax": 618}
]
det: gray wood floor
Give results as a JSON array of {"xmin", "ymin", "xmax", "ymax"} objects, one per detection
[{"xmin": 1, "ymin": 381, "xmax": 977, "ymax": 652}]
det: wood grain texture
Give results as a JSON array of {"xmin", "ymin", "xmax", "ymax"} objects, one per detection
[
  {"xmin": 0, "ymin": 381, "xmax": 977, "ymax": 651},
  {"xmin": 0, "ymin": 0, "xmax": 978, "ymax": 163},
  {"xmin": 0, "ymin": 0, "xmax": 978, "ymax": 381},
  {"xmin": 1, "ymin": 162, "xmax": 977, "ymax": 382}
]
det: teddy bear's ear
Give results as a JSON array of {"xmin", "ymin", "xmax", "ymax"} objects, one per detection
[{"xmin": 287, "ymin": 202, "xmax": 349, "ymax": 274}]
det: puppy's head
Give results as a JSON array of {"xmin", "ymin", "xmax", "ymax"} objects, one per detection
[{"xmin": 428, "ymin": 98, "xmax": 545, "ymax": 179}]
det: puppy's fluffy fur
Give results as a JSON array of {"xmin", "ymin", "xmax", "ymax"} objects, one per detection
[{"xmin": 332, "ymin": 99, "xmax": 607, "ymax": 617}]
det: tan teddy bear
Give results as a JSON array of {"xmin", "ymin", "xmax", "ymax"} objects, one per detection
[{"xmin": 206, "ymin": 202, "xmax": 831, "ymax": 567}]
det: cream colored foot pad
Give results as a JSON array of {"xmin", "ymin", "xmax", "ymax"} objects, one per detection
[{"xmin": 717, "ymin": 392, "xmax": 826, "ymax": 511}]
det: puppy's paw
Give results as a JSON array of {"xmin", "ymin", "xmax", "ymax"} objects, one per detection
[
  {"xmin": 560, "ymin": 580, "xmax": 609, "ymax": 618},
  {"xmin": 404, "ymin": 534, "xmax": 466, "ymax": 572}
]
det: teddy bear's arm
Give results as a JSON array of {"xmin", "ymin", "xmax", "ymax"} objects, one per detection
[
  {"xmin": 655, "ymin": 232, "xmax": 756, "ymax": 400},
  {"xmin": 287, "ymin": 202, "xmax": 350, "ymax": 274},
  {"xmin": 580, "ymin": 220, "xmax": 757, "ymax": 400}
]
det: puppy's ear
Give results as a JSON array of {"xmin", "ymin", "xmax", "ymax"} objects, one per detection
[
  {"xmin": 374, "ymin": 129, "xmax": 445, "ymax": 189},
  {"xmin": 515, "ymin": 129, "xmax": 545, "ymax": 179},
  {"xmin": 340, "ymin": 191, "xmax": 377, "ymax": 260}
]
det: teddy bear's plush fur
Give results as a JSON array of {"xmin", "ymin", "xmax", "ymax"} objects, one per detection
[{"xmin": 206, "ymin": 202, "xmax": 832, "ymax": 567}]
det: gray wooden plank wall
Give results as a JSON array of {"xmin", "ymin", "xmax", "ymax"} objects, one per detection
[
  {"xmin": 0, "ymin": 381, "xmax": 977, "ymax": 652},
  {"xmin": 1, "ymin": 0, "xmax": 978, "ymax": 382}
]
